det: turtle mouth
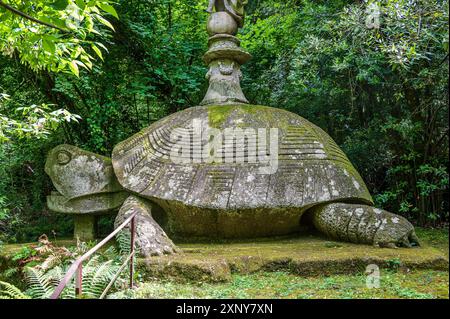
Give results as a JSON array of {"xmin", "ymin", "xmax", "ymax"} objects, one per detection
[
  {"xmin": 50, "ymin": 189, "xmax": 121, "ymax": 200},
  {"xmin": 47, "ymin": 190, "xmax": 128, "ymax": 215}
]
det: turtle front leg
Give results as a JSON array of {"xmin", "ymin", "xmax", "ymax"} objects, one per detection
[
  {"xmin": 310, "ymin": 203, "xmax": 420, "ymax": 248},
  {"xmin": 114, "ymin": 195, "xmax": 179, "ymax": 257}
]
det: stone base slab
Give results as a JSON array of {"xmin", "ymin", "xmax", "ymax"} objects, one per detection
[{"xmin": 138, "ymin": 235, "xmax": 449, "ymax": 283}]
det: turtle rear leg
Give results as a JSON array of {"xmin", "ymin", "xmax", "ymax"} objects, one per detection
[
  {"xmin": 310, "ymin": 203, "xmax": 420, "ymax": 248},
  {"xmin": 114, "ymin": 195, "xmax": 179, "ymax": 257}
]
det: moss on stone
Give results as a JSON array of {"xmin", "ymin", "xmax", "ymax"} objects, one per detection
[
  {"xmin": 207, "ymin": 104, "xmax": 291, "ymax": 129},
  {"xmin": 136, "ymin": 234, "xmax": 448, "ymax": 283},
  {"xmin": 139, "ymin": 258, "xmax": 232, "ymax": 283},
  {"xmin": 207, "ymin": 104, "xmax": 237, "ymax": 128}
]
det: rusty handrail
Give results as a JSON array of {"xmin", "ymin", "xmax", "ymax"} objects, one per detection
[{"xmin": 50, "ymin": 211, "xmax": 138, "ymax": 299}]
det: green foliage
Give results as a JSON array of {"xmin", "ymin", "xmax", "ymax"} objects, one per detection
[
  {"xmin": 110, "ymin": 270, "xmax": 447, "ymax": 299},
  {"xmin": 242, "ymin": 0, "xmax": 449, "ymax": 225},
  {"xmin": 23, "ymin": 266, "xmax": 55, "ymax": 298},
  {"xmin": 48, "ymin": 0, "xmax": 208, "ymax": 153},
  {"xmin": 23, "ymin": 255, "xmax": 123, "ymax": 299},
  {"xmin": 1, "ymin": 236, "xmax": 131, "ymax": 299},
  {"xmin": 11, "ymin": 246, "xmax": 37, "ymax": 262},
  {"xmin": 0, "ymin": 0, "xmax": 116, "ymax": 144},
  {"xmin": 116, "ymin": 230, "xmax": 132, "ymax": 255},
  {"xmin": 386, "ymin": 258, "xmax": 403, "ymax": 271},
  {"xmin": 0, "ymin": 93, "xmax": 81, "ymax": 142},
  {"xmin": 0, "ymin": 0, "xmax": 117, "ymax": 76},
  {"xmin": 0, "ymin": 0, "xmax": 448, "ymax": 244},
  {"xmin": 0, "ymin": 195, "xmax": 8, "ymax": 242},
  {"xmin": 0, "ymin": 280, "xmax": 30, "ymax": 299},
  {"xmin": 0, "ymin": 139, "xmax": 74, "ymax": 242}
]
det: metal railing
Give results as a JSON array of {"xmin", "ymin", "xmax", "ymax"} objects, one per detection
[{"xmin": 50, "ymin": 212, "xmax": 137, "ymax": 299}]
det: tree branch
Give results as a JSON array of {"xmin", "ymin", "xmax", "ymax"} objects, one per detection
[{"xmin": 0, "ymin": 1, "xmax": 68, "ymax": 33}]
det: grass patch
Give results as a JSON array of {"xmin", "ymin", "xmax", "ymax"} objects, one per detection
[
  {"xmin": 416, "ymin": 227, "xmax": 449, "ymax": 257},
  {"xmin": 111, "ymin": 270, "xmax": 448, "ymax": 299},
  {"xmin": 116, "ymin": 227, "xmax": 449, "ymax": 299},
  {"xmin": 2, "ymin": 227, "xmax": 448, "ymax": 299}
]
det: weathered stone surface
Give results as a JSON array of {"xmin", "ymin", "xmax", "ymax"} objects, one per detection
[
  {"xmin": 207, "ymin": 12, "xmax": 238, "ymax": 36},
  {"xmin": 45, "ymin": 145, "xmax": 128, "ymax": 240},
  {"xmin": 142, "ymin": 258, "xmax": 232, "ymax": 283},
  {"xmin": 312, "ymin": 203, "xmax": 420, "ymax": 247},
  {"xmin": 45, "ymin": 144, "xmax": 123, "ymax": 199},
  {"xmin": 43, "ymin": 1, "xmax": 420, "ymax": 250},
  {"xmin": 114, "ymin": 196, "xmax": 178, "ymax": 257},
  {"xmin": 74, "ymin": 215, "xmax": 97, "ymax": 241},
  {"xmin": 201, "ymin": 58, "xmax": 249, "ymax": 105},
  {"xmin": 47, "ymin": 191, "xmax": 128, "ymax": 214},
  {"xmin": 202, "ymin": 2, "xmax": 251, "ymax": 105},
  {"xmin": 112, "ymin": 104, "xmax": 372, "ymax": 238},
  {"xmin": 136, "ymin": 237, "xmax": 448, "ymax": 283},
  {"xmin": 206, "ymin": 0, "xmax": 247, "ymax": 28},
  {"xmin": 46, "ymin": 105, "xmax": 417, "ymax": 248}
]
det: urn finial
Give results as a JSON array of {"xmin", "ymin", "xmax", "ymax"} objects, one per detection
[{"xmin": 201, "ymin": 0, "xmax": 251, "ymax": 106}]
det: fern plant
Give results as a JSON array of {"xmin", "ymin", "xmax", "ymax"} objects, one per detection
[
  {"xmin": 22, "ymin": 254, "xmax": 127, "ymax": 299},
  {"xmin": 0, "ymin": 281, "xmax": 30, "ymax": 299},
  {"xmin": 24, "ymin": 267, "xmax": 55, "ymax": 299},
  {"xmin": 82, "ymin": 257, "xmax": 121, "ymax": 298},
  {"xmin": 2, "ymin": 236, "xmax": 133, "ymax": 299},
  {"xmin": 116, "ymin": 230, "xmax": 132, "ymax": 255}
]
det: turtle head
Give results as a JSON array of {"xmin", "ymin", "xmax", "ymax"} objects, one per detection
[{"xmin": 45, "ymin": 144, "xmax": 122, "ymax": 199}]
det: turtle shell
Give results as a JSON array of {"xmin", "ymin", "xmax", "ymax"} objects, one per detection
[{"xmin": 112, "ymin": 105, "xmax": 373, "ymax": 238}]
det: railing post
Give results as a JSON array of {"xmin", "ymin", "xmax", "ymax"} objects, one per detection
[
  {"xmin": 49, "ymin": 211, "xmax": 138, "ymax": 299},
  {"xmin": 129, "ymin": 216, "xmax": 136, "ymax": 289},
  {"xmin": 75, "ymin": 264, "xmax": 82, "ymax": 298}
]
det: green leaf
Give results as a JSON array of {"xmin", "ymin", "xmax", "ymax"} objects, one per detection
[
  {"xmin": 74, "ymin": 60, "xmax": 89, "ymax": 70},
  {"xmin": 81, "ymin": 55, "xmax": 93, "ymax": 69},
  {"xmin": 98, "ymin": 3, "xmax": 119, "ymax": 19},
  {"xmin": 95, "ymin": 14, "xmax": 115, "ymax": 31},
  {"xmin": 95, "ymin": 42, "xmax": 109, "ymax": 52},
  {"xmin": 91, "ymin": 44, "xmax": 103, "ymax": 61},
  {"xmin": 50, "ymin": 0, "xmax": 69, "ymax": 10},
  {"xmin": 75, "ymin": 0, "xmax": 87, "ymax": 10},
  {"xmin": 85, "ymin": 16, "xmax": 94, "ymax": 32},
  {"xmin": 42, "ymin": 38, "xmax": 56, "ymax": 54},
  {"xmin": 69, "ymin": 60, "xmax": 79, "ymax": 77}
]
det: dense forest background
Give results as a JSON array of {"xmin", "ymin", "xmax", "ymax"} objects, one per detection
[{"xmin": 0, "ymin": 0, "xmax": 448, "ymax": 243}]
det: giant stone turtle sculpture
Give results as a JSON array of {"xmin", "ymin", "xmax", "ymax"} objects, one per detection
[{"xmin": 45, "ymin": 1, "xmax": 419, "ymax": 257}]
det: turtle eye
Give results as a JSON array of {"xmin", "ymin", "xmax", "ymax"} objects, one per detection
[{"xmin": 56, "ymin": 150, "xmax": 71, "ymax": 165}]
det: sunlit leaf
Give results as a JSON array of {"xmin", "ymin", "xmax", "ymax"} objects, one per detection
[
  {"xmin": 98, "ymin": 3, "xmax": 119, "ymax": 19},
  {"xmin": 91, "ymin": 44, "xmax": 103, "ymax": 61},
  {"xmin": 69, "ymin": 60, "xmax": 79, "ymax": 77}
]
